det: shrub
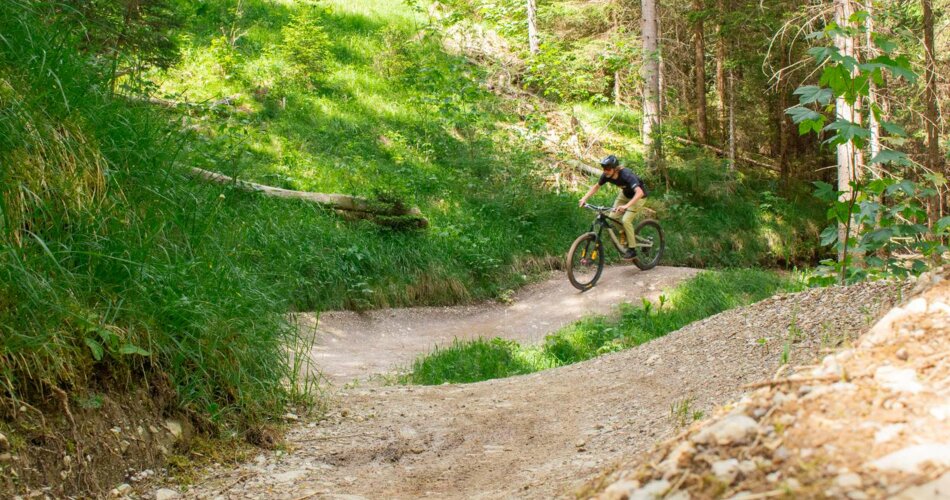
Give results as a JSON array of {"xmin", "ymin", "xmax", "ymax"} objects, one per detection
[{"xmin": 281, "ymin": 9, "xmax": 331, "ymax": 75}]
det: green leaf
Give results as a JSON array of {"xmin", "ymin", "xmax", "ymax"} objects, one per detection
[
  {"xmin": 823, "ymin": 119, "xmax": 870, "ymax": 145},
  {"xmin": 785, "ymin": 105, "xmax": 821, "ymax": 123},
  {"xmin": 808, "ymin": 46, "xmax": 837, "ymax": 63},
  {"xmin": 869, "ymin": 150, "xmax": 911, "ymax": 166},
  {"xmin": 794, "ymin": 85, "xmax": 833, "ymax": 106},
  {"xmin": 85, "ymin": 338, "xmax": 104, "ymax": 362},
  {"xmin": 857, "ymin": 200, "xmax": 881, "ymax": 225},
  {"xmin": 872, "ymin": 34, "xmax": 898, "ymax": 54},
  {"xmin": 812, "ymin": 180, "xmax": 837, "ymax": 202},
  {"xmin": 820, "ymin": 225, "xmax": 838, "ymax": 246},
  {"xmin": 886, "ymin": 180, "xmax": 916, "ymax": 197},
  {"xmin": 936, "ymin": 216, "xmax": 950, "ymax": 233},
  {"xmin": 880, "ymin": 121, "xmax": 907, "ymax": 137},
  {"xmin": 119, "ymin": 344, "xmax": 151, "ymax": 357}
]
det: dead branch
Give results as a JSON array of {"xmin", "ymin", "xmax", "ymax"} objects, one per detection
[{"xmin": 190, "ymin": 168, "xmax": 428, "ymax": 228}]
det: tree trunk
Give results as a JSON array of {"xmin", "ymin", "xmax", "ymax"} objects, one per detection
[
  {"xmin": 716, "ymin": 0, "xmax": 727, "ymax": 143},
  {"xmin": 641, "ymin": 0, "xmax": 662, "ymax": 170},
  {"xmin": 834, "ymin": 0, "xmax": 859, "ymax": 279},
  {"xmin": 923, "ymin": 0, "xmax": 942, "ymax": 176},
  {"xmin": 728, "ymin": 68, "xmax": 736, "ymax": 171},
  {"xmin": 865, "ymin": 1, "xmax": 880, "ymax": 175},
  {"xmin": 527, "ymin": 0, "xmax": 540, "ymax": 55},
  {"xmin": 693, "ymin": 0, "xmax": 708, "ymax": 143},
  {"xmin": 190, "ymin": 168, "xmax": 429, "ymax": 228}
]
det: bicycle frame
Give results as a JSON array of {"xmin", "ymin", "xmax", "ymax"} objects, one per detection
[{"xmin": 585, "ymin": 205, "xmax": 656, "ymax": 255}]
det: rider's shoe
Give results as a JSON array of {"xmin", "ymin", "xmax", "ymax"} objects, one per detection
[{"xmin": 622, "ymin": 248, "xmax": 637, "ymax": 260}]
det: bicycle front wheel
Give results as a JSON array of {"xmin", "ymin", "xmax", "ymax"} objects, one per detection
[
  {"xmin": 633, "ymin": 220, "xmax": 664, "ymax": 270},
  {"xmin": 567, "ymin": 232, "xmax": 604, "ymax": 291}
]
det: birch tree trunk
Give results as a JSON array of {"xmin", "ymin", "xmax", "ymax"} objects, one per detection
[
  {"xmin": 693, "ymin": 0, "xmax": 708, "ymax": 143},
  {"xmin": 923, "ymin": 0, "xmax": 942, "ymax": 176},
  {"xmin": 641, "ymin": 0, "xmax": 661, "ymax": 169},
  {"xmin": 865, "ymin": 1, "xmax": 880, "ymax": 175},
  {"xmin": 527, "ymin": 0, "xmax": 540, "ymax": 55},
  {"xmin": 716, "ymin": 0, "xmax": 727, "ymax": 143},
  {"xmin": 834, "ymin": 0, "xmax": 859, "ymax": 276}
]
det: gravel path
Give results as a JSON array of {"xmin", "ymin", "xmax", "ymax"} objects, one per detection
[
  {"xmin": 174, "ymin": 279, "xmax": 907, "ymax": 499},
  {"xmin": 298, "ymin": 265, "xmax": 699, "ymax": 383}
]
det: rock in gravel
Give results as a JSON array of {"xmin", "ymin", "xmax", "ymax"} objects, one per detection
[
  {"xmin": 835, "ymin": 472, "xmax": 863, "ymax": 489},
  {"xmin": 874, "ymin": 366, "xmax": 923, "ymax": 393},
  {"xmin": 111, "ymin": 483, "xmax": 132, "ymax": 497},
  {"xmin": 602, "ymin": 480, "xmax": 640, "ymax": 500},
  {"xmin": 658, "ymin": 441, "xmax": 695, "ymax": 477},
  {"xmin": 892, "ymin": 472, "xmax": 950, "ymax": 500},
  {"xmin": 164, "ymin": 420, "xmax": 183, "ymax": 440},
  {"xmin": 691, "ymin": 414, "xmax": 758, "ymax": 446},
  {"xmin": 711, "ymin": 458, "xmax": 740, "ymax": 485},
  {"xmin": 154, "ymin": 488, "xmax": 180, "ymax": 500},
  {"xmin": 0, "ymin": 432, "xmax": 8, "ymax": 452},
  {"xmin": 629, "ymin": 479, "xmax": 671, "ymax": 500},
  {"xmin": 868, "ymin": 443, "xmax": 950, "ymax": 473}
]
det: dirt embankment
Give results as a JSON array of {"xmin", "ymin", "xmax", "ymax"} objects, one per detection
[
  {"xmin": 595, "ymin": 270, "xmax": 949, "ymax": 500},
  {"xmin": 165, "ymin": 276, "xmax": 907, "ymax": 499}
]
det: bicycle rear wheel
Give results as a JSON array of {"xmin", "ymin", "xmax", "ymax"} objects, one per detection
[
  {"xmin": 567, "ymin": 232, "xmax": 604, "ymax": 291},
  {"xmin": 633, "ymin": 220, "xmax": 664, "ymax": 270}
]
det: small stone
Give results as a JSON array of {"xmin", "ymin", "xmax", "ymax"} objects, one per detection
[
  {"xmin": 930, "ymin": 405, "xmax": 950, "ymax": 421},
  {"xmin": 798, "ymin": 385, "xmax": 813, "ymax": 396},
  {"xmin": 0, "ymin": 432, "xmax": 8, "ymax": 452},
  {"xmin": 836, "ymin": 472, "xmax": 863, "ymax": 489},
  {"xmin": 895, "ymin": 348, "xmax": 909, "ymax": 361},
  {"xmin": 774, "ymin": 446, "xmax": 790, "ymax": 462},
  {"xmin": 154, "ymin": 488, "xmax": 180, "ymax": 500},
  {"xmin": 848, "ymin": 492, "xmax": 869, "ymax": 500},
  {"xmin": 0, "ymin": 453, "xmax": 12, "ymax": 462},
  {"xmin": 869, "ymin": 443, "xmax": 950, "ymax": 473},
  {"xmin": 340, "ymin": 408, "xmax": 351, "ymax": 417},
  {"xmin": 629, "ymin": 479, "xmax": 671, "ymax": 500},
  {"xmin": 164, "ymin": 420, "xmax": 183, "ymax": 440},
  {"xmin": 112, "ymin": 483, "xmax": 132, "ymax": 497},
  {"xmin": 711, "ymin": 458, "xmax": 740, "ymax": 485},
  {"xmin": 786, "ymin": 478, "xmax": 801, "ymax": 490},
  {"xmin": 892, "ymin": 471, "xmax": 950, "ymax": 500},
  {"xmin": 738, "ymin": 460, "xmax": 757, "ymax": 475},
  {"xmin": 692, "ymin": 414, "xmax": 759, "ymax": 446},
  {"xmin": 148, "ymin": 425, "xmax": 160, "ymax": 434},
  {"xmin": 575, "ymin": 439, "xmax": 586, "ymax": 449},
  {"xmin": 766, "ymin": 471, "xmax": 781, "ymax": 483},
  {"xmin": 875, "ymin": 366, "xmax": 923, "ymax": 393},
  {"xmin": 282, "ymin": 413, "xmax": 299, "ymax": 421},
  {"xmin": 602, "ymin": 480, "xmax": 640, "ymax": 500},
  {"xmin": 120, "ymin": 440, "xmax": 131, "ymax": 454}
]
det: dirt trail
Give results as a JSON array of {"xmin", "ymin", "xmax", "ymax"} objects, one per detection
[
  {"xmin": 175, "ymin": 278, "xmax": 906, "ymax": 499},
  {"xmin": 299, "ymin": 265, "xmax": 698, "ymax": 383}
]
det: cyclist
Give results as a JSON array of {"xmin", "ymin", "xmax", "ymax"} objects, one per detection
[{"xmin": 577, "ymin": 155, "xmax": 646, "ymax": 259}]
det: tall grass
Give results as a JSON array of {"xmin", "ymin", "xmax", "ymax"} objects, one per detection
[{"xmin": 406, "ymin": 269, "xmax": 802, "ymax": 385}]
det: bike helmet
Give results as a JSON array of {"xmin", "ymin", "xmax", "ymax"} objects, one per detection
[{"xmin": 600, "ymin": 155, "xmax": 620, "ymax": 169}]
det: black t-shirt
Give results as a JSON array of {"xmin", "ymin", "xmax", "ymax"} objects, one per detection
[{"xmin": 598, "ymin": 168, "xmax": 646, "ymax": 199}]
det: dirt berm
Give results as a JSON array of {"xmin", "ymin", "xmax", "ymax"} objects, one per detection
[{"xmin": 168, "ymin": 275, "xmax": 909, "ymax": 499}]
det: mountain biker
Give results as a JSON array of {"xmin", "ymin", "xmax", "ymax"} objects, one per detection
[{"xmin": 577, "ymin": 155, "xmax": 646, "ymax": 260}]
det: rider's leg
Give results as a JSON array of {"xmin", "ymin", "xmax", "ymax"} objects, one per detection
[{"xmin": 612, "ymin": 193, "xmax": 637, "ymax": 249}]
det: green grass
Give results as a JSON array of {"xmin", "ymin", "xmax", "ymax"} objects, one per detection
[
  {"xmin": 405, "ymin": 269, "xmax": 803, "ymax": 385},
  {"xmin": 1, "ymin": 0, "xmax": 824, "ymax": 433}
]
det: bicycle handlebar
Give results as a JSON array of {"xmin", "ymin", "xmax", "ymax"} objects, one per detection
[{"xmin": 583, "ymin": 203, "xmax": 616, "ymax": 212}]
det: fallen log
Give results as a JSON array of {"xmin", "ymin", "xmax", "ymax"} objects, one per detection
[
  {"xmin": 190, "ymin": 168, "xmax": 428, "ymax": 229},
  {"xmin": 673, "ymin": 136, "xmax": 779, "ymax": 172},
  {"xmin": 563, "ymin": 159, "xmax": 603, "ymax": 177}
]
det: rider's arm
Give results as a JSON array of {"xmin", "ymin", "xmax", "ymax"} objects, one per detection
[
  {"xmin": 579, "ymin": 183, "xmax": 601, "ymax": 206},
  {"xmin": 621, "ymin": 186, "xmax": 644, "ymax": 210}
]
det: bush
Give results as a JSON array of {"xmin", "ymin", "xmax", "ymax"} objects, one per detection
[{"xmin": 281, "ymin": 9, "xmax": 331, "ymax": 75}]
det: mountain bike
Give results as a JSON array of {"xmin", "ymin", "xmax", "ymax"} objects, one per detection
[{"xmin": 566, "ymin": 204, "xmax": 665, "ymax": 291}]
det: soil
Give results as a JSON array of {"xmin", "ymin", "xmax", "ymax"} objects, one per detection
[{"xmin": 164, "ymin": 273, "xmax": 909, "ymax": 499}]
